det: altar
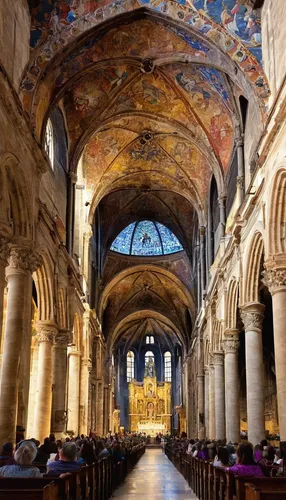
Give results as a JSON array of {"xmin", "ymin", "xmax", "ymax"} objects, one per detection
[{"xmin": 128, "ymin": 370, "xmax": 172, "ymax": 435}]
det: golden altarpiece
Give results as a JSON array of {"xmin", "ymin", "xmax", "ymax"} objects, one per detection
[{"xmin": 128, "ymin": 357, "xmax": 171, "ymax": 435}]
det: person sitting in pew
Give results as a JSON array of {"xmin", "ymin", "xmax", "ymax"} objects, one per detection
[
  {"xmin": 213, "ymin": 446, "xmax": 231, "ymax": 468},
  {"xmin": 45, "ymin": 442, "xmax": 81, "ymax": 477},
  {"xmin": 226, "ymin": 442, "xmax": 265, "ymax": 477},
  {"xmin": 0, "ymin": 442, "xmax": 14, "ymax": 466},
  {"xmin": 0, "ymin": 441, "xmax": 41, "ymax": 477}
]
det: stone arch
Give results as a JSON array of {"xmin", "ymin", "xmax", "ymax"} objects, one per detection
[
  {"xmin": 99, "ymin": 264, "xmax": 196, "ymax": 324},
  {"xmin": 212, "ymin": 317, "xmax": 223, "ymax": 352},
  {"xmin": 33, "ymin": 252, "xmax": 55, "ymax": 323},
  {"xmin": 244, "ymin": 232, "xmax": 264, "ymax": 304},
  {"xmin": 267, "ymin": 167, "xmax": 286, "ymax": 257},
  {"xmin": 73, "ymin": 313, "xmax": 82, "ymax": 351},
  {"xmin": 108, "ymin": 309, "xmax": 186, "ymax": 357},
  {"xmin": 226, "ymin": 279, "xmax": 239, "ymax": 329},
  {"xmin": 0, "ymin": 153, "xmax": 32, "ymax": 240}
]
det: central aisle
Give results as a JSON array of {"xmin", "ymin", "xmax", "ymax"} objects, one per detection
[{"xmin": 112, "ymin": 448, "xmax": 198, "ymax": 499}]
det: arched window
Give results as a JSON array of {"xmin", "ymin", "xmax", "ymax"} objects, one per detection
[
  {"xmin": 164, "ymin": 351, "xmax": 172, "ymax": 382},
  {"xmin": 44, "ymin": 119, "xmax": 54, "ymax": 169},
  {"xmin": 145, "ymin": 350, "xmax": 154, "ymax": 365},
  {"xmin": 146, "ymin": 335, "xmax": 155, "ymax": 344},
  {"xmin": 127, "ymin": 351, "xmax": 135, "ymax": 382}
]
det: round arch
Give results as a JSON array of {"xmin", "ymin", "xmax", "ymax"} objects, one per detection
[{"xmin": 243, "ymin": 231, "xmax": 265, "ymax": 304}]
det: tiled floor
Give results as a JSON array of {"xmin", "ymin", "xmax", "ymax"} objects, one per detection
[{"xmin": 112, "ymin": 448, "xmax": 198, "ymax": 499}]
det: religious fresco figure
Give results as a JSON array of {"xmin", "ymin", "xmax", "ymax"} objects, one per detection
[{"xmin": 147, "ymin": 402, "xmax": 154, "ymax": 419}]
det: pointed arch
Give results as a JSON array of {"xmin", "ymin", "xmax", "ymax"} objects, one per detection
[
  {"xmin": 244, "ymin": 232, "xmax": 264, "ymax": 304},
  {"xmin": 226, "ymin": 279, "xmax": 239, "ymax": 329},
  {"xmin": 268, "ymin": 167, "xmax": 286, "ymax": 256},
  {"xmin": 33, "ymin": 252, "xmax": 55, "ymax": 323}
]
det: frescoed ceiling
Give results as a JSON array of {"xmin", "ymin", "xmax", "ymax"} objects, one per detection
[{"xmin": 99, "ymin": 266, "xmax": 195, "ymax": 349}]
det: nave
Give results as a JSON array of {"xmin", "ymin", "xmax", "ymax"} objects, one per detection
[{"xmin": 112, "ymin": 448, "xmax": 197, "ymax": 500}]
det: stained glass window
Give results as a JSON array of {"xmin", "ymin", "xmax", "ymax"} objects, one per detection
[
  {"xmin": 127, "ymin": 351, "xmax": 135, "ymax": 382},
  {"xmin": 164, "ymin": 351, "xmax": 172, "ymax": 382},
  {"xmin": 110, "ymin": 220, "xmax": 183, "ymax": 256},
  {"xmin": 44, "ymin": 119, "xmax": 54, "ymax": 169},
  {"xmin": 145, "ymin": 351, "xmax": 155, "ymax": 365}
]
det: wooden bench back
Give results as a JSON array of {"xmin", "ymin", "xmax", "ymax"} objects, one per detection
[
  {"xmin": 245, "ymin": 482, "xmax": 286, "ymax": 500},
  {"xmin": 0, "ymin": 482, "xmax": 58, "ymax": 500}
]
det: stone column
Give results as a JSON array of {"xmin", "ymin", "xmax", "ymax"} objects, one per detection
[
  {"xmin": 0, "ymin": 238, "xmax": 9, "ymax": 346},
  {"xmin": 51, "ymin": 329, "xmax": 71, "ymax": 436},
  {"xmin": 219, "ymin": 195, "xmax": 226, "ymax": 239},
  {"xmin": 264, "ymin": 267, "xmax": 286, "ymax": 455},
  {"xmin": 197, "ymin": 372, "xmax": 205, "ymax": 439},
  {"xmin": 0, "ymin": 246, "xmax": 42, "ymax": 444},
  {"xmin": 213, "ymin": 351, "xmax": 226, "ymax": 440},
  {"xmin": 34, "ymin": 322, "xmax": 57, "ymax": 443},
  {"xmin": 236, "ymin": 136, "xmax": 245, "ymax": 205},
  {"xmin": 208, "ymin": 363, "xmax": 215, "ymax": 439},
  {"xmin": 204, "ymin": 367, "xmax": 209, "ymax": 438},
  {"xmin": 79, "ymin": 358, "xmax": 92, "ymax": 436},
  {"xmin": 241, "ymin": 302, "xmax": 265, "ymax": 445},
  {"xmin": 67, "ymin": 346, "xmax": 81, "ymax": 435},
  {"xmin": 200, "ymin": 227, "xmax": 206, "ymax": 302},
  {"xmin": 223, "ymin": 331, "xmax": 240, "ymax": 443},
  {"xmin": 66, "ymin": 172, "xmax": 77, "ymax": 255}
]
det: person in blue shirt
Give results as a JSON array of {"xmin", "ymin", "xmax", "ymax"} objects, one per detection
[{"xmin": 45, "ymin": 442, "xmax": 81, "ymax": 477}]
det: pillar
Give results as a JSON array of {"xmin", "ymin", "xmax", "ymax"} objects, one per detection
[
  {"xmin": 213, "ymin": 351, "xmax": 225, "ymax": 440},
  {"xmin": 241, "ymin": 302, "xmax": 265, "ymax": 445},
  {"xmin": 223, "ymin": 331, "xmax": 240, "ymax": 443},
  {"xmin": 0, "ymin": 239, "xmax": 8, "ymax": 345},
  {"xmin": 209, "ymin": 363, "xmax": 215, "ymax": 439},
  {"xmin": 0, "ymin": 246, "xmax": 42, "ymax": 444},
  {"xmin": 200, "ymin": 227, "xmax": 206, "ymax": 301},
  {"xmin": 67, "ymin": 346, "xmax": 81, "ymax": 435},
  {"xmin": 219, "ymin": 195, "xmax": 226, "ymax": 239},
  {"xmin": 51, "ymin": 329, "xmax": 71, "ymax": 435},
  {"xmin": 79, "ymin": 358, "xmax": 91, "ymax": 436},
  {"xmin": 264, "ymin": 267, "xmax": 286, "ymax": 456},
  {"xmin": 204, "ymin": 367, "xmax": 209, "ymax": 438},
  {"xmin": 236, "ymin": 136, "xmax": 245, "ymax": 205},
  {"xmin": 34, "ymin": 322, "xmax": 57, "ymax": 443},
  {"xmin": 197, "ymin": 373, "xmax": 205, "ymax": 439},
  {"xmin": 66, "ymin": 172, "xmax": 77, "ymax": 255}
]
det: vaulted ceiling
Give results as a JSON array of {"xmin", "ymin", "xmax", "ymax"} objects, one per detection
[{"xmin": 21, "ymin": 0, "xmax": 270, "ymax": 354}]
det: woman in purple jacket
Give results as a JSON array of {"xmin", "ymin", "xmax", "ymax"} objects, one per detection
[{"xmin": 226, "ymin": 442, "xmax": 264, "ymax": 477}]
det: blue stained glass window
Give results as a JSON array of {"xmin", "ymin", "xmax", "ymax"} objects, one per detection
[{"xmin": 110, "ymin": 220, "xmax": 183, "ymax": 256}]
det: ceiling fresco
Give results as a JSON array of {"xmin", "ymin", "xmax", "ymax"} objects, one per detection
[
  {"xmin": 22, "ymin": 3, "xmax": 269, "ymax": 136},
  {"xmin": 99, "ymin": 268, "xmax": 194, "ymax": 346}
]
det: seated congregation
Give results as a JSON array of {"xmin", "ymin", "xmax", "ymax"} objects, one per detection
[
  {"xmin": 0, "ymin": 433, "xmax": 145, "ymax": 499},
  {"xmin": 165, "ymin": 435, "xmax": 286, "ymax": 499}
]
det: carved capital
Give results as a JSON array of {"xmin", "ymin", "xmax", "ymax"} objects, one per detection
[
  {"xmin": 223, "ymin": 338, "xmax": 240, "ymax": 355},
  {"xmin": 68, "ymin": 172, "xmax": 78, "ymax": 184},
  {"xmin": 235, "ymin": 136, "xmax": 244, "ymax": 148},
  {"xmin": 69, "ymin": 344, "xmax": 81, "ymax": 356},
  {"xmin": 240, "ymin": 302, "xmax": 265, "ymax": 332},
  {"xmin": 54, "ymin": 329, "xmax": 72, "ymax": 346},
  {"xmin": 204, "ymin": 366, "xmax": 209, "ymax": 376},
  {"xmin": 36, "ymin": 322, "xmax": 57, "ymax": 343},
  {"xmin": 0, "ymin": 237, "xmax": 9, "ymax": 266},
  {"xmin": 212, "ymin": 351, "xmax": 224, "ymax": 366},
  {"xmin": 7, "ymin": 246, "xmax": 43, "ymax": 275},
  {"xmin": 263, "ymin": 268, "xmax": 286, "ymax": 295},
  {"xmin": 81, "ymin": 357, "xmax": 93, "ymax": 372}
]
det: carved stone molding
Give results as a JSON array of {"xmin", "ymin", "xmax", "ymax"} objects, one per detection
[
  {"xmin": 212, "ymin": 351, "xmax": 224, "ymax": 366},
  {"xmin": 36, "ymin": 322, "xmax": 57, "ymax": 343},
  {"xmin": 263, "ymin": 268, "xmax": 286, "ymax": 294},
  {"xmin": 0, "ymin": 237, "xmax": 9, "ymax": 266},
  {"xmin": 223, "ymin": 338, "xmax": 240, "ymax": 355},
  {"xmin": 204, "ymin": 366, "xmax": 209, "ymax": 376},
  {"xmin": 54, "ymin": 329, "xmax": 72, "ymax": 346},
  {"xmin": 240, "ymin": 302, "xmax": 265, "ymax": 332},
  {"xmin": 69, "ymin": 344, "xmax": 81, "ymax": 356},
  {"xmin": 7, "ymin": 246, "xmax": 43, "ymax": 275},
  {"xmin": 81, "ymin": 358, "xmax": 93, "ymax": 372}
]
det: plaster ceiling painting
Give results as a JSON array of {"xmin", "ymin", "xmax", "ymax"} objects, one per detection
[{"xmin": 21, "ymin": 0, "xmax": 270, "ymax": 353}]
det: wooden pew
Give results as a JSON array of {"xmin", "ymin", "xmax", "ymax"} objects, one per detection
[
  {"xmin": 0, "ymin": 481, "xmax": 58, "ymax": 499},
  {"xmin": 245, "ymin": 482, "xmax": 286, "ymax": 500},
  {"xmin": 235, "ymin": 476, "xmax": 286, "ymax": 500}
]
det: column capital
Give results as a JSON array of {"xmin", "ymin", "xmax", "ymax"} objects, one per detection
[
  {"xmin": 223, "ymin": 337, "xmax": 240, "ymax": 355},
  {"xmin": 240, "ymin": 302, "xmax": 265, "ymax": 333},
  {"xmin": 36, "ymin": 322, "xmax": 58, "ymax": 343},
  {"xmin": 204, "ymin": 366, "xmax": 209, "ymax": 375},
  {"xmin": 263, "ymin": 267, "xmax": 286, "ymax": 295},
  {"xmin": 224, "ymin": 328, "xmax": 240, "ymax": 336},
  {"xmin": 54, "ymin": 329, "xmax": 72, "ymax": 346},
  {"xmin": 68, "ymin": 344, "xmax": 81, "ymax": 356},
  {"xmin": 81, "ymin": 357, "xmax": 93, "ymax": 372},
  {"xmin": 0, "ymin": 237, "xmax": 9, "ymax": 267},
  {"xmin": 6, "ymin": 246, "xmax": 43, "ymax": 276},
  {"xmin": 68, "ymin": 172, "xmax": 78, "ymax": 184},
  {"xmin": 212, "ymin": 351, "xmax": 224, "ymax": 366},
  {"xmin": 235, "ymin": 135, "xmax": 244, "ymax": 147}
]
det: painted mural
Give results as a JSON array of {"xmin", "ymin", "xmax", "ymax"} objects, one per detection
[{"xmin": 22, "ymin": 0, "xmax": 269, "ymax": 131}]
